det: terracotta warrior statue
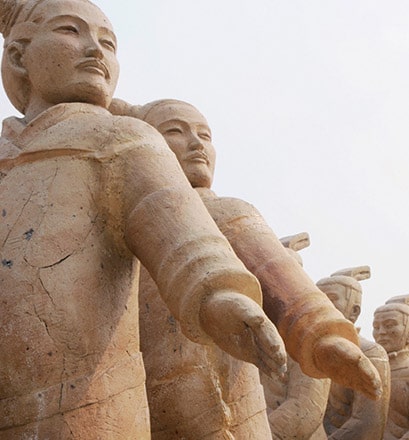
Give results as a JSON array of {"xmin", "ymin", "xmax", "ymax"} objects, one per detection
[
  {"xmin": 0, "ymin": 1, "xmax": 295, "ymax": 438},
  {"xmin": 318, "ymin": 267, "xmax": 390, "ymax": 440},
  {"xmin": 109, "ymin": 98, "xmax": 383, "ymax": 438},
  {"xmin": 261, "ymin": 232, "xmax": 330, "ymax": 439},
  {"xmin": 373, "ymin": 296, "xmax": 409, "ymax": 440}
]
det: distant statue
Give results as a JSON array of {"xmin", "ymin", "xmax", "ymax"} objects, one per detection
[
  {"xmin": 261, "ymin": 232, "xmax": 330, "ymax": 440},
  {"xmin": 373, "ymin": 296, "xmax": 409, "ymax": 440},
  {"xmin": 109, "ymin": 98, "xmax": 383, "ymax": 437},
  {"xmin": 0, "ymin": 1, "xmax": 289, "ymax": 438},
  {"xmin": 318, "ymin": 267, "xmax": 390, "ymax": 440}
]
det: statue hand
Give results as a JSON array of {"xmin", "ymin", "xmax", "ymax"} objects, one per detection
[
  {"xmin": 109, "ymin": 98, "xmax": 141, "ymax": 118},
  {"xmin": 200, "ymin": 291, "xmax": 287, "ymax": 377},
  {"xmin": 313, "ymin": 335, "xmax": 382, "ymax": 400}
]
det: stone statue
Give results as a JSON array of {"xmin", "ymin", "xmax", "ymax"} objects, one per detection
[
  {"xmin": 261, "ymin": 232, "xmax": 330, "ymax": 439},
  {"xmin": 318, "ymin": 267, "xmax": 390, "ymax": 440},
  {"xmin": 373, "ymin": 296, "xmax": 409, "ymax": 440},
  {"xmin": 109, "ymin": 98, "xmax": 384, "ymax": 437},
  {"xmin": 139, "ymin": 255, "xmax": 274, "ymax": 438},
  {"xmin": 0, "ymin": 1, "xmax": 290, "ymax": 438}
]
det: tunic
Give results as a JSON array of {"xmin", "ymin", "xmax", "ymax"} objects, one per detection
[
  {"xmin": 0, "ymin": 103, "xmax": 261, "ymax": 439},
  {"xmin": 383, "ymin": 351, "xmax": 409, "ymax": 440}
]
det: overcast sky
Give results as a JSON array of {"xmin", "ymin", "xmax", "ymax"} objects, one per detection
[{"xmin": 1, "ymin": 1, "xmax": 409, "ymax": 339}]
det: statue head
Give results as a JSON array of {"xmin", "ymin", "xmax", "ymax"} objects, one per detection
[
  {"xmin": 373, "ymin": 300, "xmax": 409, "ymax": 354},
  {"xmin": 280, "ymin": 232, "xmax": 310, "ymax": 267},
  {"xmin": 317, "ymin": 275, "xmax": 362, "ymax": 324},
  {"xmin": 1, "ymin": 0, "xmax": 119, "ymax": 117},
  {"xmin": 137, "ymin": 99, "xmax": 216, "ymax": 189}
]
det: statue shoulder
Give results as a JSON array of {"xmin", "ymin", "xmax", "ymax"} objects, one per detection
[
  {"xmin": 49, "ymin": 102, "xmax": 162, "ymax": 141},
  {"xmin": 205, "ymin": 195, "xmax": 261, "ymax": 217},
  {"xmin": 359, "ymin": 336, "xmax": 388, "ymax": 361},
  {"xmin": 110, "ymin": 114, "xmax": 165, "ymax": 144},
  {"xmin": 48, "ymin": 103, "xmax": 167, "ymax": 152}
]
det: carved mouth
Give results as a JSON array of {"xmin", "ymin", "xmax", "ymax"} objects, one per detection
[
  {"xmin": 187, "ymin": 152, "xmax": 209, "ymax": 165},
  {"xmin": 76, "ymin": 59, "xmax": 110, "ymax": 79},
  {"xmin": 375, "ymin": 339, "xmax": 390, "ymax": 345}
]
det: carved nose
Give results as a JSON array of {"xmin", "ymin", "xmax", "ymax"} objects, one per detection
[
  {"xmin": 85, "ymin": 45, "xmax": 103, "ymax": 59},
  {"xmin": 189, "ymin": 135, "xmax": 205, "ymax": 150}
]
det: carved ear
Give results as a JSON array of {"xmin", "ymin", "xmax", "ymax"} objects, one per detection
[
  {"xmin": 5, "ymin": 41, "xmax": 27, "ymax": 77},
  {"xmin": 350, "ymin": 304, "xmax": 361, "ymax": 323}
]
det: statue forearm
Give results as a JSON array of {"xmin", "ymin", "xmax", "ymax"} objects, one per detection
[
  {"xmin": 125, "ymin": 186, "xmax": 261, "ymax": 343},
  {"xmin": 201, "ymin": 195, "xmax": 359, "ymax": 377},
  {"xmin": 270, "ymin": 360, "xmax": 330, "ymax": 439},
  {"xmin": 118, "ymin": 131, "xmax": 261, "ymax": 343}
]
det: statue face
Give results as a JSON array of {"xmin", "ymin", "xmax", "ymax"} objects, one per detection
[
  {"xmin": 146, "ymin": 103, "xmax": 216, "ymax": 188},
  {"xmin": 20, "ymin": 0, "xmax": 119, "ymax": 110},
  {"xmin": 319, "ymin": 282, "xmax": 361, "ymax": 323},
  {"xmin": 373, "ymin": 310, "xmax": 408, "ymax": 353}
]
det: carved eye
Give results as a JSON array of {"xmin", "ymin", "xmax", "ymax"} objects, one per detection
[
  {"xmin": 101, "ymin": 39, "xmax": 116, "ymax": 53},
  {"xmin": 326, "ymin": 293, "xmax": 338, "ymax": 302},
  {"xmin": 165, "ymin": 128, "xmax": 183, "ymax": 135},
  {"xmin": 55, "ymin": 25, "xmax": 79, "ymax": 34},
  {"xmin": 198, "ymin": 132, "xmax": 211, "ymax": 141}
]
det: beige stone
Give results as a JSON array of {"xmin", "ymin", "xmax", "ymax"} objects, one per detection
[
  {"xmin": 261, "ymin": 233, "xmax": 330, "ymax": 440},
  {"xmin": 0, "ymin": 1, "xmax": 287, "ymax": 438},
  {"xmin": 140, "ymin": 265, "xmax": 272, "ymax": 439},
  {"xmin": 262, "ymin": 357, "xmax": 329, "ymax": 440},
  {"xmin": 373, "ymin": 297, "xmax": 409, "ymax": 440},
  {"xmin": 318, "ymin": 267, "xmax": 390, "ymax": 440},
  {"xmin": 114, "ymin": 98, "xmax": 384, "ymax": 438}
]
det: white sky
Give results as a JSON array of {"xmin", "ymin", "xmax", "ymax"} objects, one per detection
[{"xmin": 1, "ymin": 1, "xmax": 409, "ymax": 339}]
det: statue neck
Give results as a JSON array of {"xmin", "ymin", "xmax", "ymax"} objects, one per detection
[
  {"xmin": 388, "ymin": 348, "xmax": 409, "ymax": 368},
  {"xmin": 23, "ymin": 96, "xmax": 55, "ymax": 124}
]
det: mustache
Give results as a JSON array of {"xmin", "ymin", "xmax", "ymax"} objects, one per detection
[
  {"xmin": 75, "ymin": 58, "xmax": 110, "ymax": 79},
  {"xmin": 186, "ymin": 151, "xmax": 210, "ymax": 164}
]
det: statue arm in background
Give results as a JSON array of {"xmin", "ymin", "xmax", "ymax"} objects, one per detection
[
  {"xmin": 200, "ymin": 194, "xmax": 381, "ymax": 399},
  {"xmin": 268, "ymin": 357, "xmax": 330, "ymax": 439}
]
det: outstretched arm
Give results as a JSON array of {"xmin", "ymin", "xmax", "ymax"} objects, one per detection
[
  {"xmin": 200, "ymin": 194, "xmax": 382, "ymax": 399},
  {"xmin": 267, "ymin": 357, "xmax": 330, "ymax": 439},
  {"xmin": 110, "ymin": 116, "xmax": 286, "ymax": 376}
]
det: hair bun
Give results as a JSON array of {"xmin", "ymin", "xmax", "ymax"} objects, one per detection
[
  {"xmin": 0, "ymin": 0, "xmax": 23, "ymax": 37},
  {"xmin": 331, "ymin": 266, "xmax": 371, "ymax": 281}
]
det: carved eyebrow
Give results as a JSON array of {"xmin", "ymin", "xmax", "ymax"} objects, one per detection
[
  {"xmin": 196, "ymin": 124, "xmax": 212, "ymax": 134},
  {"xmin": 159, "ymin": 118, "xmax": 184, "ymax": 124},
  {"xmin": 376, "ymin": 318, "xmax": 400, "ymax": 326},
  {"xmin": 156, "ymin": 119, "xmax": 185, "ymax": 130},
  {"xmin": 47, "ymin": 14, "xmax": 89, "ymax": 25},
  {"xmin": 46, "ymin": 15, "xmax": 117, "ymax": 44},
  {"xmin": 158, "ymin": 119, "xmax": 210, "ymax": 129},
  {"xmin": 100, "ymin": 27, "xmax": 117, "ymax": 46}
]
